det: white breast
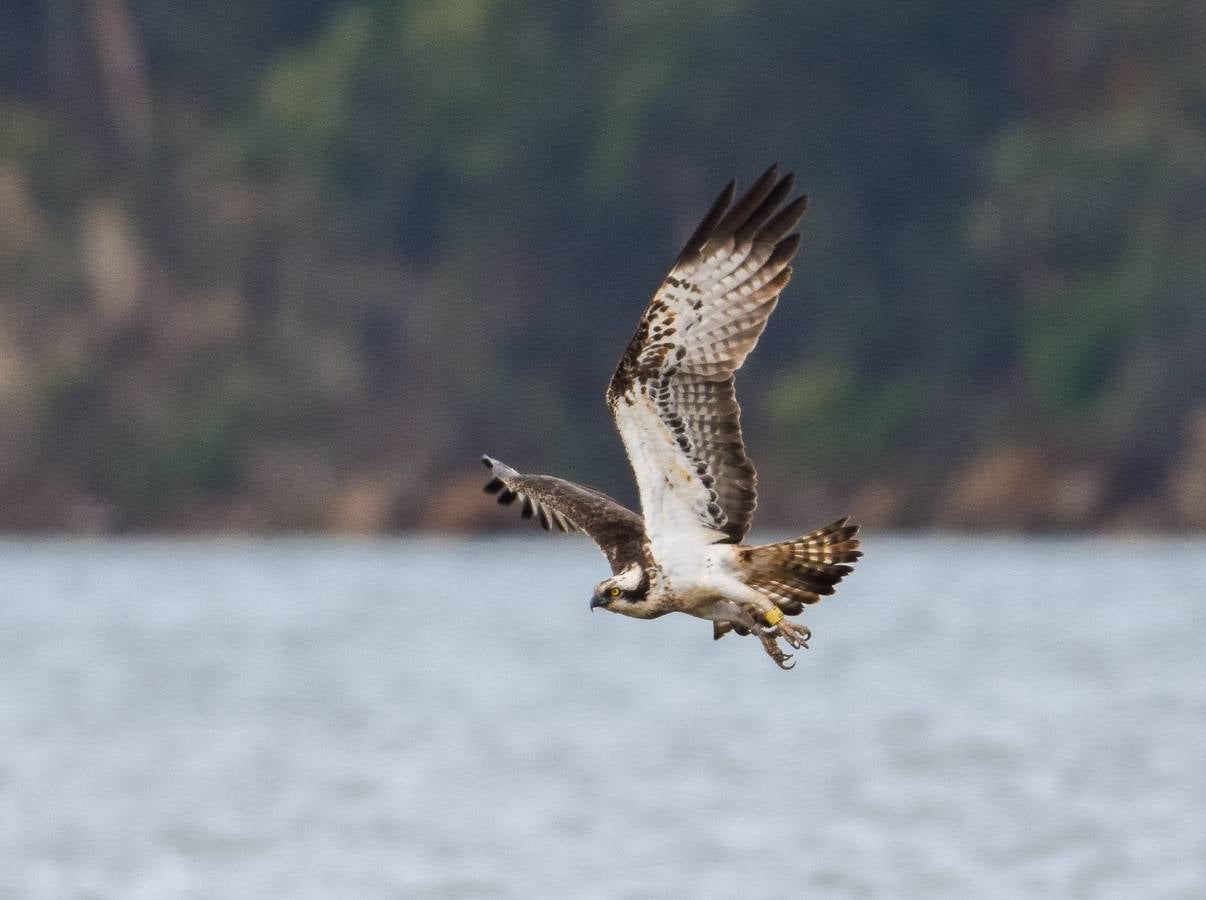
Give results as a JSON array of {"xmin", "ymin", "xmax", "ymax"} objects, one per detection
[{"xmin": 651, "ymin": 540, "xmax": 757, "ymax": 616}]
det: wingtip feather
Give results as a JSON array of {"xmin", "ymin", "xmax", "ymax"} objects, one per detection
[
  {"xmin": 673, "ymin": 178, "xmax": 736, "ymax": 267},
  {"xmin": 762, "ymin": 194, "xmax": 809, "ymax": 242}
]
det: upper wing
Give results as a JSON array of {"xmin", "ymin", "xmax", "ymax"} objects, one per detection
[
  {"xmin": 606, "ymin": 166, "xmax": 806, "ymax": 546},
  {"xmin": 481, "ymin": 456, "xmax": 650, "ymax": 574}
]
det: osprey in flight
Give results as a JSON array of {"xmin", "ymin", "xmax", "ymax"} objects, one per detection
[{"xmin": 483, "ymin": 166, "xmax": 861, "ymax": 668}]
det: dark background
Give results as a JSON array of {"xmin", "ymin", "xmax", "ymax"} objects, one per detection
[{"xmin": 2, "ymin": 0, "xmax": 1204, "ymax": 533}]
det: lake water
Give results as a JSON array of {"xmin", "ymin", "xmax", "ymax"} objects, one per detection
[{"xmin": 2, "ymin": 535, "xmax": 1204, "ymax": 898}]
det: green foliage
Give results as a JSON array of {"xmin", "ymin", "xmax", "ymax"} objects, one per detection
[
  {"xmin": 104, "ymin": 404, "xmax": 244, "ymax": 517},
  {"xmin": 768, "ymin": 360, "xmax": 932, "ymax": 472},
  {"xmin": 1, "ymin": 0, "xmax": 1204, "ymax": 529}
]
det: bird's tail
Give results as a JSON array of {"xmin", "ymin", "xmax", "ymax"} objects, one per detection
[{"xmin": 740, "ymin": 517, "xmax": 862, "ymax": 616}]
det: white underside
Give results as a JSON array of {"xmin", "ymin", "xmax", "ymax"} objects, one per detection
[
  {"xmin": 652, "ymin": 540, "xmax": 771, "ymax": 622},
  {"xmin": 615, "ymin": 396, "xmax": 721, "ymax": 548}
]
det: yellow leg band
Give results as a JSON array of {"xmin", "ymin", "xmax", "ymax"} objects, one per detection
[{"xmin": 764, "ymin": 606, "xmax": 784, "ymax": 626}]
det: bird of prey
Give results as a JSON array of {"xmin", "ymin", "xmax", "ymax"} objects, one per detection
[{"xmin": 483, "ymin": 166, "xmax": 861, "ymax": 668}]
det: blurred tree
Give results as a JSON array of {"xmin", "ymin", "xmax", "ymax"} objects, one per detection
[
  {"xmin": 0, "ymin": 0, "xmax": 1202, "ymax": 530},
  {"xmin": 970, "ymin": 0, "xmax": 1206, "ymax": 513}
]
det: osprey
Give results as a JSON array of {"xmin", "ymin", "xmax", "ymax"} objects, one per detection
[{"xmin": 483, "ymin": 166, "xmax": 861, "ymax": 668}]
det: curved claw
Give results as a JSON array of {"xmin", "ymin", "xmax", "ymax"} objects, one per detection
[
  {"xmin": 756, "ymin": 630, "xmax": 794, "ymax": 669},
  {"xmin": 776, "ymin": 619, "xmax": 812, "ymax": 650},
  {"xmin": 751, "ymin": 614, "xmax": 812, "ymax": 667},
  {"xmin": 782, "ymin": 632, "xmax": 808, "ymax": 650}
]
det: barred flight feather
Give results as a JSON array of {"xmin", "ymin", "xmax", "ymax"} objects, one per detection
[
  {"xmin": 741, "ymin": 518, "xmax": 863, "ymax": 612},
  {"xmin": 607, "ymin": 165, "xmax": 806, "ymax": 547}
]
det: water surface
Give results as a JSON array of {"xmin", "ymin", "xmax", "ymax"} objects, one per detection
[{"xmin": 2, "ymin": 535, "xmax": 1204, "ymax": 898}]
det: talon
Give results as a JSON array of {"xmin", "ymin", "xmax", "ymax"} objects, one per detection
[
  {"xmin": 776, "ymin": 618, "xmax": 811, "ymax": 650},
  {"xmin": 755, "ymin": 626, "xmax": 796, "ymax": 669}
]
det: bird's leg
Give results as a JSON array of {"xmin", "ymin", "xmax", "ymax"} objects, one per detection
[
  {"xmin": 723, "ymin": 603, "xmax": 799, "ymax": 669},
  {"xmin": 775, "ymin": 617, "xmax": 811, "ymax": 650},
  {"xmin": 740, "ymin": 602, "xmax": 810, "ymax": 668},
  {"xmin": 756, "ymin": 628, "xmax": 795, "ymax": 669}
]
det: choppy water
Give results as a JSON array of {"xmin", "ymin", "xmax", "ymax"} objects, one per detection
[{"xmin": 2, "ymin": 535, "xmax": 1204, "ymax": 898}]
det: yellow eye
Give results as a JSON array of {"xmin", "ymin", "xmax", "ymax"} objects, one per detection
[{"xmin": 610, "ymin": 587, "xmax": 621, "ymax": 597}]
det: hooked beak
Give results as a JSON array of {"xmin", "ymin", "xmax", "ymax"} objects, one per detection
[{"xmin": 590, "ymin": 594, "xmax": 607, "ymax": 611}]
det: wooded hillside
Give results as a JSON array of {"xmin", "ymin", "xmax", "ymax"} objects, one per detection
[{"xmin": 2, "ymin": 1, "xmax": 1204, "ymax": 532}]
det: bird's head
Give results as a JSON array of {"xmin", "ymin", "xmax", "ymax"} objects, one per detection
[{"xmin": 590, "ymin": 563, "xmax": 649, "ymax": 615}]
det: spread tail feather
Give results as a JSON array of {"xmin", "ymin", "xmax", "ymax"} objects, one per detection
[{"xmin": 739, "ymin": 517, "xmax": 862, "ymax": 615}]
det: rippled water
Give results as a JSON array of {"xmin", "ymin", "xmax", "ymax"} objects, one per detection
[{"xmin": 2, "ymin": 535, "xmax": 1204, "ymax": 898}]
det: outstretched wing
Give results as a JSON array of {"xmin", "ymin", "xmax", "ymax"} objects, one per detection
[
  {"xmin": 481, "ymin": 456, "xmax": 650, "ymax": 574},
  {"xmin": 606, "ymin": 166, "xmax": 806, "ymax": 546}
]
